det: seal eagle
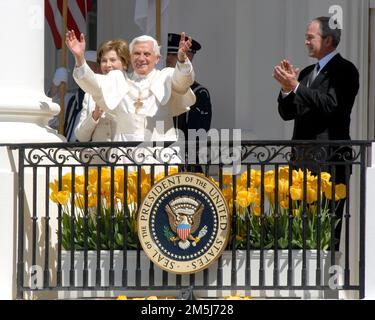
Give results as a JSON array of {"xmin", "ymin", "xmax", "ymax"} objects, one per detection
[{"xmin": 165, "ymin": 196, "xmax": 204, "ymax": 249}]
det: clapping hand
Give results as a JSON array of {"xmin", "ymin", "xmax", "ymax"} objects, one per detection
[
  {"xmin": 65, "ymin": 30, "xmax": 86, "ymax": 67},
  {"xmin": 273, "ymin": 59, "xmax": 300, "ymax": 92},
  {"xmin": 92, "ymin": 105, "xmax": 104, "ymax": 121},
  {"xmin": 177, "ymin": 32, "xmax": 192, "ymax": 63}
]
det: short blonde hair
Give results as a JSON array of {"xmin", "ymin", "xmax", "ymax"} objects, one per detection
[{"xmin": 97, "ymin": 39, "xmax": 131, "ymax": 70}]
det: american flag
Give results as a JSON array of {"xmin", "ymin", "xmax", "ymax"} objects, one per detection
[{"xmin": 45, "ymin": 0, "xmax": 92, "ymax": 49}]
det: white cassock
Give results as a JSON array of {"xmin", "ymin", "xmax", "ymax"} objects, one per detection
[{"xmin": 73, "ymin": 59, "xmax": 196, "ymax": 165}]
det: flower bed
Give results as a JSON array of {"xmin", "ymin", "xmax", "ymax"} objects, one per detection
[{"xmin": 50, "ymin": 166, "xmax": 346, "ymax": 251}]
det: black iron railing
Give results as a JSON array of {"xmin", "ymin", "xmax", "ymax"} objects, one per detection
[{"xmin": 6, "ymin": 140, "xmax": 371, "ymax": 299}]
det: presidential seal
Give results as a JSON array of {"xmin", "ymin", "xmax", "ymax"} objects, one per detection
[{"xmin": 138, "ymin": 173, "xmax": 230, "ymax": 274}]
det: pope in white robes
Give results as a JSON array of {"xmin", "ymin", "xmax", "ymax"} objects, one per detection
[{"xmin": 66, "ymin": 31, "xmax": 196, "ymax": 143}]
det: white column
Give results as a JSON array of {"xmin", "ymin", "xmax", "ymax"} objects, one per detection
[
  {"xmin": 0, "ymin": 0, "xmax": 62, "ymax": 143},
  {"xmin": 365, "ymin": 142, "xmax": 375, "ymax": 299},
  {"xmin": 0, "ymin": 0, "xmax": 63, "ymax": 300}
]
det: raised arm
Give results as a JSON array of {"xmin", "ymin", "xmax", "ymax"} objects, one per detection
[
  {"xmin": 65, "ymin": 30, "xmax": 86, "ymax": 67},
  {"xmin": 177, "ymin": 32, "xmax": 192, "ymax": 63}
]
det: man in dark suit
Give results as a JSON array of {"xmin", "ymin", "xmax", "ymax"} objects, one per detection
[
  {"xmin": 273, "ymin": 16, "xmax": 359, "ymax": 249},
  {"xmin": 166, "ymin": 33, "xmax": 212, "ymax": 172}
]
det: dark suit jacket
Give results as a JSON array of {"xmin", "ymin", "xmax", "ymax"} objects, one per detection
[
  {"xmin": 278, "ymin": 53, "xmax": 359, "ymax": 141},
  {"xmin": 174, "ymin": 81, "xmax": 212, "ymax": 137}
]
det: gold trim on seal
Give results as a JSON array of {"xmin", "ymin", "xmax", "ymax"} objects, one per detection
[{"xmin": 137, "ymin": 173, "xmax": 230, "ymax": 274}]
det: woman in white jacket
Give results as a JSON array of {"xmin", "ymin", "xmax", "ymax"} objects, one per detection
[{"xmin": 75, "ymin": 39, "xmax": 130, "ymax": 142}]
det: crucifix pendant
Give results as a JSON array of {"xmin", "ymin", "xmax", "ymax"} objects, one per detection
[{"xmin": 134, "ymin": 99, "xmax": 143, "ymax": 113}]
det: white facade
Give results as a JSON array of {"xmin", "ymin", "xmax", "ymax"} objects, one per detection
[
  {"xmin": 79, "ymin": 0, "xmax": 372, "ymax": 141},
  {"xmin": 0, "ymin": 0, "xmax": 374, "ymax": 299}
]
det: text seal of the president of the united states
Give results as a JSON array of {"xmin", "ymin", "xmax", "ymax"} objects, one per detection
[{"xmin": 138, "ymin": 172, "xmax": 230, "ymax": 274}]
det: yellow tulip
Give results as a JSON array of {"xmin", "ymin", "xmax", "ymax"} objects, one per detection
[
  {"xmin": 290, "ymin": 186, "xmax": 302, "ymax": 201},
  {"xmin": 114, "ymin": 168, "xmax": 124, "ymax": 181},
  {"xmin": 88, "ymin": 184, "xmax": 97, "ymax": 195},
  {"xmin": 292, "ymin": 169, "xmax": 304, "ymax": 184},
  {"xmin": 325, "ymin": 183, "xmax": 346, "ymax": 201},
  {"xmin": 49, "ymin": 180, "xmax": 59, "ymax": 193},
  {"xmin": 266, "ymin": 192, "xmax": 275, "ymax": 204},
  {"xmin": 168, "ymin": 166, "xmax": 178, "ymax": 175},
  {"xmin": 101, "ymin": 167, "xmax": 111, "ymax": 184},
  {"xmin": 88, "ymin": 195, "xmax": 97, "ymax": 208},
  {"xmin": 75, "ymin": 183, "xmax": 85, "ymax": 195},
  {"xmin": 75, "ymin": 175, "xmax": 85, "ymax": 185},
  {"xmin": 236, "ymin": 190, "xmax": 251, "ymax": 208},
  {"xmin": 253, "ymin": 207, "xmax": 261, "ymax": 217},
  {"xmin": 222, "ymin": 173, "xmax": 233, "ymax": 186},
  {"xmin": 320, "ymin": 172, "xmax": 331, "ymax": 183},
  {"xmin": 306, "ymin": 187, "xmax": 317, "ymax": 204},
  {"xmin": 248, "ymin": 187, "xmax": 258, "ymax": 202},
  {"xmin": 61, "ymin": 172, "xmax": 72, "ymax": 186},
  {"xmin": 154, "ymin": 172, "xmax": 165, "ymax": 182},
  {"xmin": 223, "ymin": 187, "xmax": 233, "ymax": 202},
  {"xmin": 127, "ymin": 193, "xmax": 136, "ymax": 204},
  {"xmin": 335, "ymin": 184, "xmax": 346, "ymax": 200},
  {"xmin": 235, "ymin": 235, "xmax": 244, "ymax": 242},
  {"xmin": 265, "ymin": 170, "xmax": 275, "ymax": 179},
  {"xmin": 240, "ymin": 171, "xmax": 248, "ymax": 186},
  {"xmin": 61, "ymin": 182, "xmax": 72, "ymax": 192},
  {"xmin": 75, "ymin": 196, "xmax": 85, "ymax": 209},
  {"xmin": 278, "ymin": 179, "xmax": 289, "ymax": 195},
  {"xmin": 56, "ymin": 190, "xmax": 70, "ymax": 205},
  {"xmin": 50, "ymin": 191, "xmax": 58, "ymax": 203},
  {"xmin": 321, "ymin": 180, "xmax": 331, "ymax": 194},
  {"xmin": 278, "ymin": 166, "xmax": 290, "ymax": 181},
  {"xmin": 250, "ymin": 169, "xmax": 261, "ymax": 188},
  {"xmin": 264, "ymin": 183, "xmax": 274, "ymax": 195},
  {"xmin": 141, "ymin": 182, "xmax": 151, "ymax": 199},
  {"xmin": 253, "ymin": 200, "xmax": 261, "ymax": 216},
  {"xmin": 280, "ymin": 199, "xmax": 289, "ymax": 209},
  {"xmin": 236, "ymin": 185, "xmax": 246, "ymax": 193},
  {"xmin": 236, "ymin": 176, "xmax": 246, "ymax": 189},
  {"xmin": 102, "ymin": 181, "xmax": 111, "ymax": 196},
  {"xmin": 88, "ymin": 169, "xmax": 98, "ymax": 184},
  {"xmin": 293, "ymin": 209, "xmax": 300, "ymax": 217}
]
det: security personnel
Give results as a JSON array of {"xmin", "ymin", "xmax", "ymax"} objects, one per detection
[
  {"xmin": 166, "ymin": 33, "xmax": 212, "ymax": 138},
  {"xmin": 166, "ymin": 33, "xmax": 212, "ymax": 173}
]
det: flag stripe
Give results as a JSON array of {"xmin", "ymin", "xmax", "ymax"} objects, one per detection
[
  {"xmin": 45, "ymin": 0, "xmax": 62, "ymax": 48},
  {"xmin": 68, "ymin": 0, "xmax": 86, "ymax": 34},
  {"xmin": 74, "ymin": 0, "xmax": 86, "ymax": 17},
  {"xmin": 45, "ymin": 0, "xmax": 90, "ymax": 49}
]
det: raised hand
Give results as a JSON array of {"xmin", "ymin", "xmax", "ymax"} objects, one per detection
[
  {"xmin": 177, "ymin": 32, "xmax": 192, "ymax": 63},
  {"xmin": 65, "ymin": 30, "xmax": 86, "ymax": 66}
]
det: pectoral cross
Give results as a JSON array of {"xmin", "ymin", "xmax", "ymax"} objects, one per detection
[
  {"xmin": 134, "ymin": 92, "xmax": 143, "ymax": 113},
  {"xmin": 134, "ymin": 99, "xmax": 143, "ymax": 113}
]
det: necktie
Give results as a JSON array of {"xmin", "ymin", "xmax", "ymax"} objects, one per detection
[{"xmin": 307, "ymin": 63, "xmax": 320, "ymax": 87}]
